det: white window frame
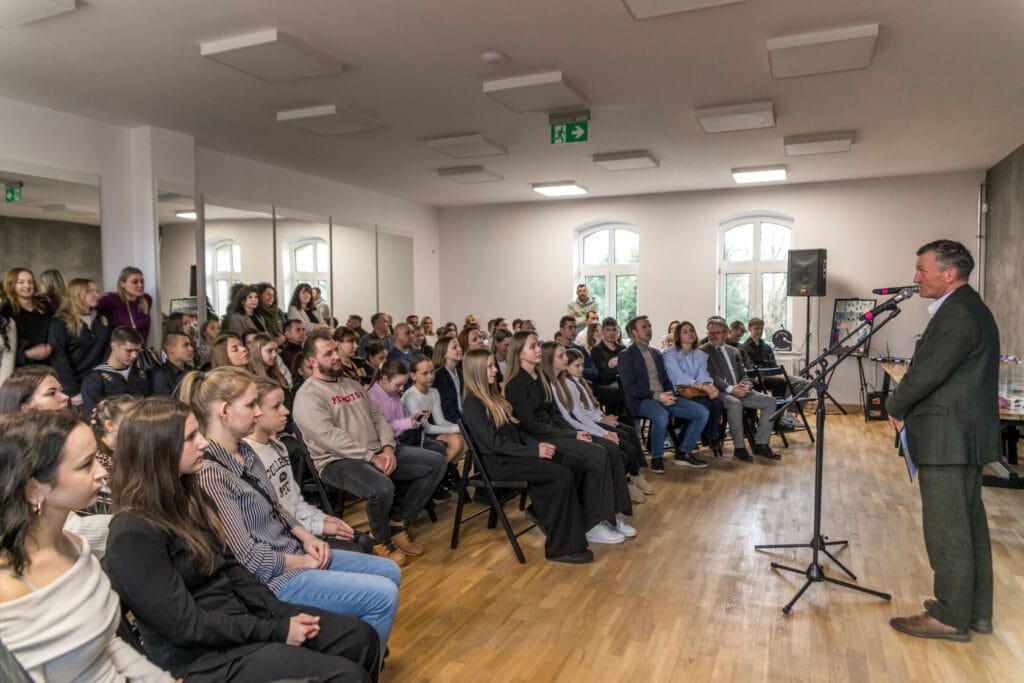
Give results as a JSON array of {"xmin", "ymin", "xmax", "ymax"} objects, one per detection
[
  {"xmin": 286, "ymin": 237, "xmax": 330, "ymax": 303},
  {"xmin": 209, "ymin": 239, "xmax": 241, "ymax": 318},
  {"xmin": 717, "ymin": 213, "xmax": 793, "ymax": 336},
  {"xmin": 574, "ymin": 222, "xmax": 639, "ymax": 323}
]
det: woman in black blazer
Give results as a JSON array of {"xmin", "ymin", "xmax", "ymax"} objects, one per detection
[
  {"xmin": 47, "ymin": 278, "xmax": 111, "ymax": 409},
  {"xmin": 104, "ymin": 397, "xmax": 380, "ymax": 683},
  {"xmin": 430, "ymin": 334, "xmax": 464, "ymax": 423}
]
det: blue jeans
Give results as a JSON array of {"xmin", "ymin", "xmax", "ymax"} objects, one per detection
[
  {"xmin": 638, "ymin": 397, "xmax": 709, "ymax": 456},
  {"xmin": 276, "ymin": 549, "xmax": 401, "ymax": 648}
]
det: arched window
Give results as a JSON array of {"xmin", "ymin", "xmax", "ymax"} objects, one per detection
[
  {"xmin": 718, "ymin": 214, "xmax": 792, "ymax": 336},
  {"xmin": 289, "ymin": 238, "xmax": 329, "ymax": 301},
  {"xmin": 210, "ymin": 240, "xmax": 241, "ymax": 317},
  {"xmin": 576, "ymin": 223, "xmax": 639, "ymax": 323}
]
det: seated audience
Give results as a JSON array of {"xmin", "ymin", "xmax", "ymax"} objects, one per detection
[
  {"xmin": 617, "ymin": 316, "xmax": 710, "ymax": 472},
  {"xmin": 0, "ymin": 365, "xmax": 69, "ymax": 415},
  {"xmin": 225, "ymin": 285, "xmax": 267, "ymax": 338},
  {"xmin": 741, "ymin": 318, "xmax": 808, "ymax": 428},
  {"xmin": 461, "ymin": 349, "xmax": 592, "ymax": 564},
  {"xmin": 280, "ymin": 318, "xmax": 307, "ymax": 372},
  {"xmin": 346, "ymin": 314, "xmax": 368, "ymax": 338},
  {"xmin": 90, "ymin": 394, "xmax": 136, "ymax": 473},
  {"xmin": 662, "ymin": 321, "xmax": 680, "ymax": 350},
  {"xmin": 589, "ymin": 317, "xmax": 626, "ymax": 417},
  {"xmin": 106, "ymin": 397, "xmax": 381, "ymax": 682},
  {"xmin": 209, "ymin": 332, "xmax": 251, "ymax": 369},
  {"xmin": 0, "ymin": 410, "xmax": 172, "ymax": 682},
  {"xmin": 431, "ymin": 334, "xmax": 464, "ymax": 423},
  {"xmin": 38, "ymin": 268, "xmax": 67, "ymax": 312},
  {"xmin": 288, "ymin": 284, "xmax": 324, "ymax": 334},
  {"xmin": 410, "ymin": 324, "xmax": 432, "ymax": 360},
  {"xmin": 311, "ymin": 287, "xmax": 331, "ymax": 324},
  {"xmin": 386, "ymin": 322, "xmax": 420, "ymax": 368},
  {"xmin": 727, "ymin": 320, "xmax": 751, "ymax": 366},
  {"xmin": 555, "ymin": 316, "xmax": 598, "ymax": 382},
  {"xmin": 256, "ymin": 283, "xmax": 286, "ymax": 344},
  {"xmin": 151, "ymin": 331, "xmax": 195, "ymax": 396},
  {"xmin": 566, "ymin": 283, "xmax": 598, "ymax": 321},
  {"xmin": 247, "ymin": 332, "xmax": 292, "ymax": 389},
  {"xmin": 0, "ymin": 306, "xmax": 14, "ymax": 384},
  {"xmin": 491, "ymin": 329, "xmax": 512, "ymax": 378},
  {"xmin": 575, "ymin": 311, "xmax": 600, "ymax": 346},
  {"xmin": 420, "ymin": 316, "xmax": 435, "ymax": 346},
  {"xmin": 458, "ymin": 325, "xmax": 486, "ymax": 355},
  {"xmin": 293, "ymin": 331, "xmax": 446, "ymax": 566},
  {"xmin": 357, "ymin": 313, "xmax": 395, "ymax": 356},
  {"xmin": 97, "ymin": 266, "xmax": 153, "ymax": 345},
  {"xmin": 663, "ymin": 321, "xmax": 725, "ymax": 457},
  {"xmin": 402, "ymin": 356, "xmax": 467, "ymax": 493},
  {"xmin": 504, "ymin": 331, "xmax": 635, "ymax": 545},
  {"xmin": 195, "ymin": 317, "xmax": 220, "ymax": 368},
  {"xmin": 703, "ymin": 317, "xmax": 779, "ymax": 461},
  {"xmin": 334, "ymin": 327, "xmax": 375, "ymax": 387},
  {"xmin": 363, "ymin": 343, "xmax": 388, "ymax": 378},
  {"xmin": 2, "ymin": 267, "xmax": 52, "ymax": 367},
  {"xmin": 81, "ymin": 326, "xmax": 150, "ymax": 419},
  {"xmin": 48, "ymin": 278, "xmax": 111, "ymax": 408}
]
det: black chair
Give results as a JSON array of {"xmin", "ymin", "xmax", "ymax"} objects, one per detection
[
  {"xmin": 450, "ymin": 420, "xmax": 534, "ymax": 564},
  {"xmin": 633, "ymin": 414, "xmax": 685, "ymax": 455},
  {"xmin": 754, "ymin": 365, "xmax": 815, "ymax": 445}
]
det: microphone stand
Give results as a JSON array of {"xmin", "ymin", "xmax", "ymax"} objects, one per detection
[{"xmin": 754, "ymin": 301, "xmax": 905, "ymax": 614}]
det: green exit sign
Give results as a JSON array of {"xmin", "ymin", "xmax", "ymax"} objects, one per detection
[
  {"xmin": 5, "ymin": 186, "xmax": 21, "ymax": 202},
  {"xmin": 551, "ymin": 121, "xmax": 588, "ymax": 145}
]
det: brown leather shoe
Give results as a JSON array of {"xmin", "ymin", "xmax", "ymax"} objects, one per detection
[
  {"xmin": 923, "ymin": 599, "xmax": 993, "ymax": 634},
  {"xmin": 890, "ymin": 612, "xmax": 971, "ymax": 642},
  {"xmin": 373, "ymin": 541, "xmax": 407, "ymax": 566},
  {"xmin": 391, "ymin": 530, "xmax": 424, "ymax": 556}
]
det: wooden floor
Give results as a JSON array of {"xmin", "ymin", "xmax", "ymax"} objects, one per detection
[{"xmin": 358, "ymin": 413, "xmax": 1024, "ymax": 682}]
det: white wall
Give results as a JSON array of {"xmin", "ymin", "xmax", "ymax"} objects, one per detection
[{"xmin": 438, "ymin": 171, "xmax": 986, "ymax": 403}]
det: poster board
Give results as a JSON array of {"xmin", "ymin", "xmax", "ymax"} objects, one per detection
[{"xmin": 830, "ymin": 298, "xmax": 876, "ymax": 357}]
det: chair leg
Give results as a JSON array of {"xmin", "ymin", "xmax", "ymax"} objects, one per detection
[{"xmin": 449, "ymin": 449, "xmax": 475, "ymax": 549}]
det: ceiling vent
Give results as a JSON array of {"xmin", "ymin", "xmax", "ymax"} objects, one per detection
[
  {"xmin": 275, "ymin": 104, "xmax": 379, "ymax": 136},
  {"xmin": 696, "ymin": 101, "xmax": 775, "ymax": 133}
]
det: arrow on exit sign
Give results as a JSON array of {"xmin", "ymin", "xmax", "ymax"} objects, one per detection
[{"xmin": 551, "ymin": 121, "xmax": 588, "ymax": 145}]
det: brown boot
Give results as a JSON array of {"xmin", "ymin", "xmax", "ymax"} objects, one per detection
[
  {"xmin": 890, "ymin": 612, "xmax": 970, "ymax": 642},
  {"xmin": 373, "ymin": 541, "xmax": 407, "ymax": 566},
  {"xmin": 391, "ymin": 528, "xmax": 424, "ymax": 556}
]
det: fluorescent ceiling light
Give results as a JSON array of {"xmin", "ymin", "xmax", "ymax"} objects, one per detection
[
  {"xmin": 696, "ymin": 101, "xmax": 775, "ymax": 133},
  {"xmin": 732, "ymin": 166, "xmax": 787, "ymax": 184},
  {"xmin": 276, "ymin": 104, "xmax": 379, "ymax": 136},
  {"xmin": 532, "ymin": 181, "xmax": 588, "ymax": 197},
  {"xmin": 427, "ymin": 134, "xmax": 507, "ymax": 158},
  {"xmin": 175, "ymin": 210, "xmax": 198, "ymax": 220},
  {"xmin": 483, "ymin": 71, "xmax": 587, "ymax": 113},
  {"xmin": 437, "ymin": 166, "xmax": 504, "ymax": 184},
  {"xmin": 767, "ymin": 24, "xmax": 879, "ymax": 79},
  {"xmin": 784, "ymin": 132, "xmax": 854, "ymax": 156},
  {"xmin": 620, "ymin": 0, "xmax": 745, "ymax": 20},
  {"xmin": 593, "ymin": 151, "xmax": 659, "ymax": 171},
  {"xmin": 200, "ymin": 29, "xmax": 343, "ymax": 82},
  {"xmin": 0, "ymin": 0, "xmax": 76, "ymax": 28}
]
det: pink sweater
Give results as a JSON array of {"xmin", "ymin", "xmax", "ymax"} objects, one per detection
[{"xmin": 367, "ymin": 383, "xmax": 416, "ymax": 438}]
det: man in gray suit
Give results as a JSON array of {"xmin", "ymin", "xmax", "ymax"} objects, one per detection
[
  {"xmin": 887, "ymin": 240, "xmax": 1000, "ymax": 642},
  {"xmin": 703, "ymin": 316, "xmax": 779, "ymax": 461}
]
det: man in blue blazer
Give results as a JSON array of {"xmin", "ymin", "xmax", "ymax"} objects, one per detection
[
  {"xmin": 887, "ymin": 240, "xmax": 1000, "ymax": 642},
  {"xmin": 618, "ymin": 315, "xmax": 709, "ymax": 473}
]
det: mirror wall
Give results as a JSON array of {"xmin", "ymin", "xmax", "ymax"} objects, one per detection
[
  {"xmin": 275, "ymin": 208, "xmax": 331, "ymax": 323},
  {"xmin": 203, "ymin": 198, "xmax": 274, "ymax": 320},
  {"xmin": 156, "ymin": 185, "xmax": 198, "ymax": 321}
]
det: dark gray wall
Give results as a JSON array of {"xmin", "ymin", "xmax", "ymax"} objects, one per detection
[
  {"xmin": 985, "ymin": 143, "xmax": 1024, "ymax": 354},
  {"xmin": 0, "ymin": 216, "xmax": 103, "ymax": 286}
]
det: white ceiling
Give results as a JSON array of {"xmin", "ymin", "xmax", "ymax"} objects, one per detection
[{"xmin": 0, "ymin": 0, "xmax": 1021, "ymax": 207}]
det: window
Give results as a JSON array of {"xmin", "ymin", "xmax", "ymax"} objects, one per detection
[
  {"xmin": 210, "ymin": 240, "xmax": 241, "ymax": 317},
  {"xmin": 718, "ymin": 216, "xmax": 792, "ymax": 338},
  {"xmin": 576, "ymin": 224, "xmax": 639, "ymax": 323},
  {"xmin": 289, "ymin": 238, "xmax": 329, "ymax": 301}
]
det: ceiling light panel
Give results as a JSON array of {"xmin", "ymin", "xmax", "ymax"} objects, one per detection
[
  {"xmin": 696, "ymin": 101, "xmax": 775, "ymax": 133},
  {"xmin": 532, "ymin": 181, "xmax": 588, "ymax": 197},
  {"xmin": 438, "ymin": 166, "xmax": 504, "ymax": 184},
  {"xmin": 620, "ymin": 0, "xmax": 745, "ymax": 20},
  {"xmin": 784, "ymin": 131, "xmax": 854, "ymax": 156},
  {"xmin": 483, "ymin": 71, "xmax": 587, "ymax": 113},
  {"xmin": 201, "ymin": 29, "xmax": 343, "ymax": 82},
  {"xmin": 593, "ymin": 151, "xmax": 660, "ymax": 171},
  {"xmin": 276, "ymin": 104, "xmax": 379, "ymax": 136},
  {"xmin": 732, "ymin": 166, "xmax": 787, "ymax": 184},
  {"xmin": 427, "ymin": 134, "xmax": 507, "ymax": 158},
  {"xmin": 767, "ymin": 24, "xmax": 879, "ymax": 79},
  {"xmin": 0, "ymin": 0, "xmax": 75, "ymax": 28}
]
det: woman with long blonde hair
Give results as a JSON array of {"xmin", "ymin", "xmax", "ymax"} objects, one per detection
[
  {"xmin": 48, "ymin": 278, "xmax": 111, "ymax": 408},
  {"xmin": 97, "ymin": 266, "xmax": 153, "ymax": 344},
  {"xmin": 246, "ymin": 333, "xmax": 291, "ymax": 389}
]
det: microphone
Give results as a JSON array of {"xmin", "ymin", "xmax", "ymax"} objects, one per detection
[
  {"xmin": 872, "ymin": 285, "xmax": 916, "ymax": 295},
  {"xmin": 861, "ymin": 286, "xmax": 919, "ymax": 321}
]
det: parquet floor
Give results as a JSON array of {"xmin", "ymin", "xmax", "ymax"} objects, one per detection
[{"xmin": 354, "ymin": 414, "xmax": 1024, "ymax": 682}]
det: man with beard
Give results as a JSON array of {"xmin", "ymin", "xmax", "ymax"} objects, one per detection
[{"xmin": 293, "ymin": 330, "xmax": 445, "ymax": 566}]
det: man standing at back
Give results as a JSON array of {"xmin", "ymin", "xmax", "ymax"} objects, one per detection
[
  {"xmin": 887, "ymin": 239, "xmax": 1000, "ymax": 642},
  {"xmin": 567, "ymin": 284, "xmax": 598, "ymax": 321}
]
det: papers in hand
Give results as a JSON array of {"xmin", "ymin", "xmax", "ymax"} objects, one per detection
[{"xmin": 899, "ymin": 428, "xmax": 917, "ymax": 482}]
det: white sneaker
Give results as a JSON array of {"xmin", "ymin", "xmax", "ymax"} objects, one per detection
[
  {"xmin": 586, "ymin": 523, "xmax": 625, "ymax": 545},
  {"xmin": 632, "ymin": 474, "xmax": 654, "ymax": 496},
  {"xmin": 615, "ymin": 514, "xmax": 638, "ymax": 538}
]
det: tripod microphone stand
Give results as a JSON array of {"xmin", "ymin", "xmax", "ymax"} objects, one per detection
[{"xmin": 755, "ymin": 302, "xmax": 905, "ymax": 614}]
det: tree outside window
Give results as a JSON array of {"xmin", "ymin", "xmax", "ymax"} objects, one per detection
[
  {"xmin": 577, "ymin": 224, "xmax": 639, "ymax": 324},
  {"xmin": 718, "ymin": 216, "xmax": 792, "ymax": 339}
]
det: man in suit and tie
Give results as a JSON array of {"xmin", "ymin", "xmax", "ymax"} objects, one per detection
[
  {"xmin": 886, "ymin": 239, "xmax": 1000, "ymax": 642},
  {"xmin": 702, "ymin": 316, "xmax": 779, "ymax": 461}
]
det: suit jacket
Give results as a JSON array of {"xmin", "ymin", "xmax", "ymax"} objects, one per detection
[
  {"xmin": 886, "ymin": 284, "xmax": 1001, "ymax": 466},
  {"xmin": 432, "ymin": 365, "xmax": 463, "ymax": 423},
  {"xmin": 702, "ymin": 342, "xmax": 750, "ymax": 393},
  {"xmin": 617, "ymin": 343, "xmax": 673, "ymax": 416}
]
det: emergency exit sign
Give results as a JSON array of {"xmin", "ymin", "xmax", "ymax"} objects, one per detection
[
  {"xmin": 551, "ymin": 121, "xmax": 588, "ymax": 145},
  {"xmin": 4, "ymin": 186, "xmax": 21, "ymax": 202}
]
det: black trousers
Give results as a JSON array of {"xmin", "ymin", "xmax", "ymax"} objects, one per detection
[
  {"xmin": 593, "ymin": 382, "xmax": 625, "ymax": 417},
  {"xmin": 589, "ymin": 435, "xmax": 633, "ymax": 517},
  {"xmin": 188, "ymin": 607, "xmax": 380, "ymax": 683},
  {"xmin": 609, "ymin": 423, "xmax": 645, "ymax": 474},
  {"xmin": 482, "ymin": 454, "xmax": 588, "ymax": 559},
  {"xmin": 546, "ymin": 436, "xmax": 616, "ymax": 529}
]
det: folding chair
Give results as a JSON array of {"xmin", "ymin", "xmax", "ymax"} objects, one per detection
[
  {"xmin": 754, "ymin": 365, "xmax": 815, "ymax": 445},
  {"xmin": 450, "ymin": 420, "xmax": 534, "ymax": 564},
  {"xmin": 281, "ymin": 428, "xmax": 342, "ymax": 516}
]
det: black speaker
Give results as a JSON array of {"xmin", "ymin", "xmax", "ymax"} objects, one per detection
[
  {"xmin": 189, "ymin": 265, "xmax": 197, "ymax": 297},
  {"xmin": 787, "ymin": 249, "xmax": 827, "ymax": 297},
  {"xmin": 865, "ymin": 391, "xmax": 889, "ymax": 421}
]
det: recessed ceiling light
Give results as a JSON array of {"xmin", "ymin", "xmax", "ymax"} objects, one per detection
[
  {"xmin": 532, "ymin": 181, "xmax": 588, "ymax": 197},
  {"xmin": 427, "ymin": 133, "xmax": 507, "ymax": 158},
  {"xmin": 437, "ymin": 166, "xmax": 504, "ymax": 184},
  {"xmin": 483, "ymin": 71, "xmax": 587, "ymax": 113},
  {"xmin": 200, "ymin": 29, "xmax": 343, "ymax": 82},
  {"xmin": 784, "ymin": 132, "xmax": 854, "ymax": 156},
  {"xmin": 732, "ymin": 166, "xmax": 787, "ymax": 184},
  {"xmin": 593, "ymin": 151, "xmax": 659, "ymax": 171},
  {"xmin": 480, "ymin": 50, "xmax": 510, "ymax": 65},
  {"xmin": 275, "ymin": 104, "xmax": 379, "ymax": 136},
  {"xmin": 767, "ymin": 24, "xmax": 879, "ymax": 79},
  {"xmin": 696, "ymin": 101, "xmax": 775, "ymax": 133},
  {"xmin": 620, "ymin": 0, "xmax": 745, "ymax": 20},
  {"xmin": 175, "ymin": 210, "xmax": 198, "ymax": 220}
]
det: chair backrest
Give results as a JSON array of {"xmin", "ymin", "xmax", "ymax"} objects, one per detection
[{"xmin": 281, "ymin": 426, "xmax": 337, "ymax": 516}]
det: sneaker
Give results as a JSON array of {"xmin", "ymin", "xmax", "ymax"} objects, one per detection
[
  {"xmin": 390, "ymin": 527, "xmax": 424, "ymax": 556},
  {"xmin": 753, "ymin": 443, "xmax": 781, "ymax": 460},
  {"xmin": 628, "ymin": 482, "xmax": 647, "ymax": 503},
  {"xmin": 781, "ymin": 413, "xmax": 802, "ymax": 427},
  {"xmin": 650, "ymin": 457, "xmax": 666, "ymax": 474},
  {"xmin": 585, "ymin": 523, "xmax": 626, "ymax": 545},
  {"xmin": 615, "ymin": 514, "xmax": 638, "ymax": 538},
  {"xmin": 632, "ymin": 473, "xmax": 655, "ymax": 495},
  {"xmin": 548, "ymin": 549, "xmax": 594, "ymax": 564},
  {"xmin": 733, "ymin": 447, "xmax": 753, "ymax": 462},
  {"xmin": 674, "ymin": 451, "xmax": 709, "ymax": 468},
  {"xmin": 373, "ymin": 541, "xmax": 407, "ymax": 566}
]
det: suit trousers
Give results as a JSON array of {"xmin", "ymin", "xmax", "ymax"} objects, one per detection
[
  {"xmin": 547, "ymin": 436, "xmax": 617, "ymax": 529},
  {"xmin": 720, "ymin": 389, "xmax": 776, "ymax": 447},
  {"xmin": 590, "ymin": 435, "xmax": 633, "ymax": 517},
  {"xmin": 918, "ymin": 464, "xmax": 993, "ymax": 631}
]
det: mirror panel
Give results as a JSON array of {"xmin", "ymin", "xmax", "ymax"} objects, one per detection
[
  {"xmin": 274, "ymin": 208, "xmax": 332, "ymax": 323},
  {"xmin": 157, "ymin": 185, "xmax": 197, "ymax": 320},
  {"xmin": 203, "ymin": 198, "xmax": 273, "ymax": 319},
  {"xmin": 331, "ymin": 223, "xmax": 378, "ymax": 323}
]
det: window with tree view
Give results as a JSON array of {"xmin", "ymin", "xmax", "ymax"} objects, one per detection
[
  {"xmin": 577, "ymin": 224, "xmax": 638, "ymax": 324},
  {"xmin": 719, "ymin": 217, "xmax": 792, "ymax": 339}
]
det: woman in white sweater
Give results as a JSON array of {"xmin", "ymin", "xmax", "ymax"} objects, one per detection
[
  {"xmin": 0, "ymin": 410, "xmax": 172, "ymax": 682},
  {"xmin": 401, "ymin": 356, "xmax": 466, "ymax": 491}
]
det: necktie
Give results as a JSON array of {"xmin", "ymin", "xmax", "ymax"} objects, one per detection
[{"xmin": 721, "ymin": 346, "xmax": 738, "ymax": 385}]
